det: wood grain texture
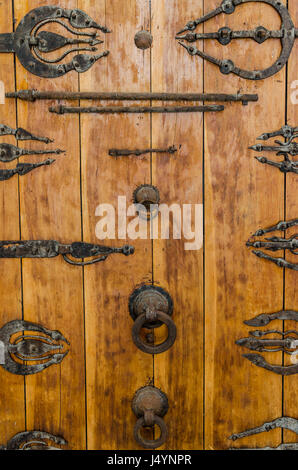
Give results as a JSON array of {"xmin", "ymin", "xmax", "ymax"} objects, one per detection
[
  {"xmin": 79, "ymin": 0, "xmax": 153, "ymax": 450},
  {"xmin": 284, "ymin": 0, "xmax": 298, "ymax": 446},
  {"xmin": 151, "ymin": 0, "xmax": 204, "ymax": 450},
  {"xmin": 204, "ymin": 0, "xmax": 286, "ymax": 450},
  {"xmin": 0, "ymin": 0, "xmax": 25, "ymax": 446},
  {"xmin": 13, "ymin": 0, "xmax": 85, "ymax": 450}
]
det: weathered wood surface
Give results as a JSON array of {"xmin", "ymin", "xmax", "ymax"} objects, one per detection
[
  {"xmin": 0, "ymin": 0, "xmax": 24, "ymax": 447},
  {"xmin": 284, "ymin": 0, "xmax": 298, "ymax": 448},
  {"xmin": 79, "ymin": 0, "xmax": 153, "ymax": 450},
  {"xmin": 151, "ymin": 0, "xmax": 204, "ymax": 450},
  {"xmin": 0, "ymin": 0, "xmax": 296, "ymax": 451},
  {"xmin": 204, "ymin": 0, "xmax": 286, "ymax": 450},
  {"xmin": 13, "ymin": 0, "xmax": 86, "ymax": 450}
]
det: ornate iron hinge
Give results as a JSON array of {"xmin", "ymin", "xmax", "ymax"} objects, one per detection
[
  {"xmin": 0, "ymin": 240, "xmax": 134, "ymax": 266},
  {"xmin": 236, "ymin": 311, "xmax": 298, "ymax": 376},
  {"xmin": 0, "ymin": 124, "xmax": 53, "ymax": 143},
  {"xmin": 0, "ymin": 159, "xmax": 55, "ymax": 181},
  {"xmin": 247, "ymin": 219, "xmax": 298, "ymax": 271},
  {"xmin": 0, "ymin": 431, "xmax": 67, "ymax": 450},
  {"xmin": 0, "ymin": 6, "xmax": 110, "ymax": 78},
  {"xmin": 229, "ymin": 417, "xmax": 298, "ymax": 441},
  {"xmin": 176, "ymin": 0, "xmax": 298, "ymax": 80},
  {"xmin": 249, "ymin": 125, "xmax": 298, "ymax": 174},
  {"xmin": 0, "ymin": 320, "xmax": 69, "ymax": 375},
  {"xmin": 0, "ymin": 144, "xmax": 64, "ymax": 163},
  {"xmin": 6, "ymin": 89, "xmax": 258, "ymax": 105}
]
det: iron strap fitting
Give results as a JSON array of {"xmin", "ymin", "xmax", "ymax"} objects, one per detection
[{"xmin": 0, "ymin": 240, "xmax": 134, "ymax": 266}]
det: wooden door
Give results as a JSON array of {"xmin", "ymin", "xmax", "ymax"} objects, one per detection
[{"xmin": 0, "ymin": 0, "xmax": 297, "ymax": 450}]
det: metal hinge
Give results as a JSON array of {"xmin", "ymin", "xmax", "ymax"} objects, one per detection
[
  {"xmin": 0, "ymin": 240, "xmax": 134, "ymax": 266},
  {"xmin": 247, "ymin": 219, "xmax": 298, "ymax": 271},
  {"xmin": 176, "ymin": 0, "xmax": 298, "ymax": 80},
  {"xmin": 249, "ymin": 125, "xmax": 298, "ymax": 174},
  {"xmin": 229, "ymin": 417, "xmax": 298, "ymax": 442},
  {"xmin": 0, "ymin": 6, "xmax": 110, "ymax": 78}
]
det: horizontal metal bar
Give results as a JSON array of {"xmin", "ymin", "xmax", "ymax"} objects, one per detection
[
  {"xmin": 49, "ymin": 105, "xmax": 225, "ymax": 115},
  {"xmin": 5, "ymin": 89, "xmax": 258, "ymax": 104}
]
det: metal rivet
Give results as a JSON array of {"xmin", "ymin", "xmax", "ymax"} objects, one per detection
[{"xmin": 134, "ymin": 30, "xmax": 153, "ymax": 50}]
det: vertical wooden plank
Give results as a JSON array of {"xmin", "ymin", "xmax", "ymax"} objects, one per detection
[
  {"xmin": 152, "ymin": 0, "xmax": 204, "ymax": 449},
  {"xmin": 79, "ymin": 0, "xmax": 153, "ymax": 449},
  {"xmin": 284, "ymin": 0, "xmax": 298, "ymax": 446},
  {"xmin": 204, "ymin": 0, "xmax": 285, "ymax": 449},
  {"xmin": 14, "ymin": 0, "xmax": 86, "ymax": 449},
  {"xmin": 0, "ymin": 0, "xmax": 24, "ymax": 445}
]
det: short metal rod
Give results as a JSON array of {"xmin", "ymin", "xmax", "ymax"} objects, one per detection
[
  {"xmin": 5, "ymin": 89, "xmax": 258, "ymax": 103},
  {"xmin": 49, "ymin": 105, "xmax": 225, "ymax": 114}
]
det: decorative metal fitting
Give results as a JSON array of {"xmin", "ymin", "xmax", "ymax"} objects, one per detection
[
  {"xmin": 0, "ymin": 124, "xmax": 53, "ymax": 144},
  {"xmin": 6, "ymin": 89, "xmax": 258, "ymax": 104},
  {"xmin": 109, "ymin": 146, "xmax": 177, "ymax": 157},
  {"xmin": 0, "ymin": 240, "xmax": 135, "ymax": 266},
  {"xmin": 176, "ymin": 0, "xmax": 298, "ymax": 81},
  {"xmin": 129, "ymin": 286, "xmax": 176, "ymax": 355},
  {"xmin": 132, "ymin": 386, "xmax": 169, "ymax": 449},
  {"xmin": 0, "ymin": 6, "xmax": 110, "ymax": 78},
  {"xmin": 133, "ymin": 185, "xmax": 160, "ymax": 221},
  {"xmin": 0, "ymin": 144, "xmax": 64, "ymax": 163},
  {"xmin": 249, "ymin": 125, "xmax": 298, "ymax": 174},
  {"xmin": 0, "ymin": 159, "xmax": 55, "ymax": 182},
  {"xmin": 134, "ymin": 30, "xmax": 153, "ymax": 50},
  {"xmin": 0, "ymin": 431, "xmax": 67, "ymax": 450},
  {"xmin": 0, "ymin": 320, "xmax": 69, "ymax": 375},
  {"xmin": 229, "ymin": 417, "xmax": 298, "ymax": 441},
  {"xmin": 244, "ymin": 310, "xmax": 298, "ymax": 327},
  {"xmin": 247, "ymin": 219, "xmax": 298, "ymax": 271},
  {"xmin": 49, "ymin": 104, "xmax": 225, "ymax": 115},
  {"xmin": 236, "ymin": 311, "xmax": 298, "ymax": 376}
]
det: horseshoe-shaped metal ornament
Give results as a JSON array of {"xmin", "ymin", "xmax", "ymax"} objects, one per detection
[
  {"xmin": 0, "ymin": 6, "xmax": 110, "ymax": 78},
  {"xmin": 0, "ymin": 431, "xmax": 67, "ymax": 450},
  {"xmin": 0, "ymin": 320, "xmax": 69, "ymax": 375},
  {"xmin": 176, "ymin": 0, "xmax": 298, "ymax": 80}
]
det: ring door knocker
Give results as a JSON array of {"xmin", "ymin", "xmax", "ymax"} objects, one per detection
[
  {"xmin": 250, "ymin": 125, "xmax": 298, "ymax": 174},
  {"xmin": 0, "ymin": 6, "xmax": 110, "ymax": 78},
  {"xmin": 176, "ymin": 0, "xmax": 298, "ymax": 81},
  {"xmin": 0, "ymin": 431, "xmax": 67, "ymax": 450},
  {"xmin": 247, "ymin": 218, "xmax": 298, "ymax": 271},
  {"xmin": 236, "ymin": 310, "xmax": 298, "ymax": 376},
  {"xmin": 0, "ymin": 320, "xmax": 69, "ymax": 375},
  {"xmin": 132, "ymin": 386, "xmax": 169, "ymax": 449},
  {"xmin": 229, "ymin": 417, "xmax": 298, "ymax": 450},
  {"xmin": 129, "ymin": 286, "xmax": 177, "ymax": 355}
]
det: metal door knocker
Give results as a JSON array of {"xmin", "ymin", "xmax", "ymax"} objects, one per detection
[
  {"xmin": 250, "ymin": 125, "xmax": 298, "ymax": 174},
  {"xmin": 0, "ymin": 431, "xmax": 67, "ymax": 450},
  {"xmin": 0, "ymin": 6, "xmax": 110, "ymax": 78},
  {"xmin": 176, "ymin": 0, "xmax": 298, "ymax": 80},
  {"xmin": 229, "ymin": 417, "xmax": 298, "ymax": 450},
  {"xmin": 0, "ymin": 320, "xmax": 69, "ymax": 375},
  {"xmin": 133, "ymin": 185, "xmax": 160, "ymax": 221},
  {"xmin": 129, "ymin": 286, "xmax": 176, "ymax": 354},
  {"xmin": 132, "ymin": 386, "xmax": 169, "ymax": 449},
  {"xmin": 247, "ymin": 219, "xmax": 298, "ymax": 271}
]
